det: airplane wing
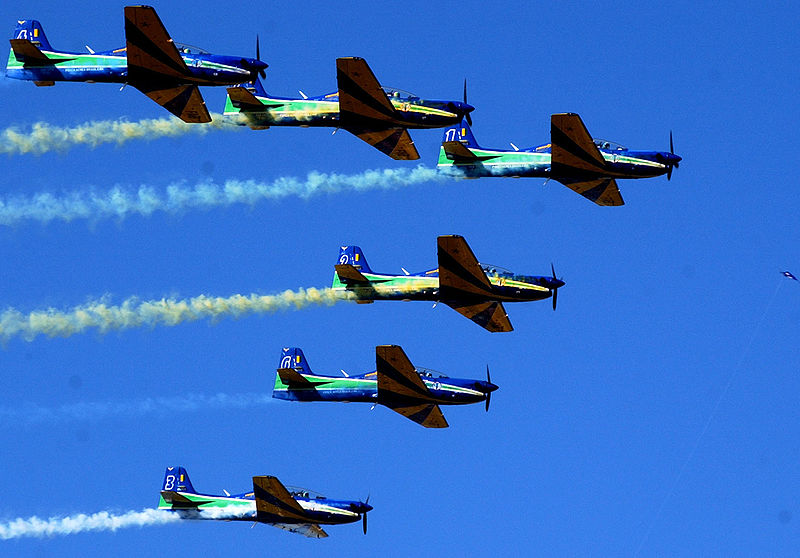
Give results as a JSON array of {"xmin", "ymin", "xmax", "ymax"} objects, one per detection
[
  {"xmin": 375, "ymin": 345, "xmax": 448, "ymax": 428},
  {"xmin": 124, "ymin": 6, "xmax": 211, "ymax": 123},
  {"xmin": 437, "ymin": 235, "xmax": 495, "ymax": 298},
  {"xmin": 555, "ymin": 177, "xmax": 624, "ymax": 206},
  {"xmin": 9, "ymin": 39, "xmax": 58, "ymax": 65},
  {"xmin": 443, "ymin": 300, "xmax": 513, "ymax": 333},
  {"xmin": 227, "ymin": 86, "xmax": 273, "ymax": 112},
  {"xmin": 550, "ymin": 112, "xmax": 608, "ymax": 177},
  {"xmin": 345, "ymin": 127, "xmax": 420, "ymax": 160},
  {"xmin": 252, "ymin": 475, "xmax": 310, "ymax": 523},
  {"xmin": 271, "ymin": 523, "xmax": 329, "ymax": 538},
  {"xmin": 136, "ymin": 83, "xmax": 211, "ymax": 123},
  {"xmin": 337, "ymin": 57, "xmax": 399, "ymax": 125},
  {"xmin": 336, "ymin": 57, "xmax": 419, "ymax": 159}
]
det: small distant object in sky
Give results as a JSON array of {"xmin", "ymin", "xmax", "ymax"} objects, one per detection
[
  {"xmin": 782, "ymin": 271, "xmax": 797, "ymax": 281},
  {"xmin": 437, "ymin": 113, "xmax": 682, "ymax": 206}
]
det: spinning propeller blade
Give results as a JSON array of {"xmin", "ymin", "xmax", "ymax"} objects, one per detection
[
  {"xmin": 551, "ymin": 263, "xmax": 560, "ymax": 311},
  {"xmin": 485, "ymin": 365, "xmax": 492, "ymax": 412},
  {"xmin": 463, "ymin": 78, "xmax": 472, "ymax": 126}
]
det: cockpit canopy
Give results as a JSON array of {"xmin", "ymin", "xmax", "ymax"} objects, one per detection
[
  {"xmin": 382, "ymin": 86, "xmax": 420, "ymax": 103},
  {"xmin": 415, "ymin": 367, "xmax": 449, "ymax": 379},
  {"xmin": 481, "ymin": 263, "xmax": 550, "ymax": 285},
  {"xmin": 175, "ymin": 43, "xmax": 210, "ymax": 55},
  {"xmin": 287, "ymin": 486, "xmax": 326, "ymax": 500},
  {"xmin": 593, "ymin": 139, "xmax": 627, "ymax": 151}
]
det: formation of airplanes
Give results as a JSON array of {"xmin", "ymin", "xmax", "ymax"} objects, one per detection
[{"xmin": 4, "ymin": 5, "xmax": 684, "ymax": 541}]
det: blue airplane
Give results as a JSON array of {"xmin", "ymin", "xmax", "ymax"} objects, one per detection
[
  {"xmin": 158, "ymin": 466, "xmax": 372, "ymax": 537},
  {"xmin": 332, "ymin": 235, "xmax": 565, "ymax": 332},
  {"xmin": 437, "ymin": 113, "xmax": 682, "ymax": 206},
  {"xmin": 273, "ymin": 345, "xmax": 498, "ymax": 428},
  {"xmin": 5, "ymin": 6, "xmax": 268, "ymax": 122}
]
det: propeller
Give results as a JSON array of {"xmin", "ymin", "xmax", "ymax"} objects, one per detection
[
  {"xmin": 463, "ymin": 78, "xmax": 472, "ymax": 126},
  {"xmin": 665, "ymin": 131, "xmax": 679, "ymax": 180},
  {"xmin": 241, "ymin": 35, "xmax": 267, "ymax": 80},
  {"xmin": 485, "ymin": 365, "xmax": 492, "ymax": 412},
  {"xmin": 362, "ymin": 494, "xmax": 370, "ymax": 534},
  {"xmin": 551, "ymin": 263, "xmax": 561, "ymax": 311}
]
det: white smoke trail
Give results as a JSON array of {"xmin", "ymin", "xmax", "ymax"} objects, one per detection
[
  {"xmin": 0, "ymin": 288, "xmax": 353, "ymax": 343},
  {"xmin": 0, "ymin": 113, "xmax": 241, "ymax": 156},
  {"xmin": 0, "ymin": 393, "xmax": 274, "ymax": 425},
  {"xmin": 0, "ymin": 166, "xmax": 452, "ymax": 226},
  {"xmin": 0, "ymin": 508, "xmax": 180, "ymax": 539}
]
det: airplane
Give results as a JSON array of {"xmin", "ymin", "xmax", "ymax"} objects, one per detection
[
  {"xmin": 332, "ymin": 235, "xmax": 564, "ymax": 332},
  {"xmin": 273, "ymin": 345, "xmax": 498, "ymax": 428},
  {"xmin": 5, "ymin": 6, "xmax": 268, "ymax": 122},
  {"xmin": 437, "ymin": 113, "xmax": 682, "ymax": 206},
  {"xmin": 158, "ymin": 466, "xmax": 372, "ymax": 538},
  {"xmin": 223, "ymin": 57, "xmax": 475, "ymax": 160}
]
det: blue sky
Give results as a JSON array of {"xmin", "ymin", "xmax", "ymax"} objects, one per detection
[{"xmin": 1, "ymin": 1, "xmax": 798, "ymax": 555}]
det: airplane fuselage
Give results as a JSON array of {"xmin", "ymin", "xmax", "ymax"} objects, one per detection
[
  {"xmin": 437, "ymin": 144, "xmax": 676, "ymax": 180},
  {"xmin": 224, "ymin": 92, "xmax": 467, "ymax": 129},
  {"xmin": 6, "ymin": 48, "xmax": 260, "ymax": 86},
  {"xmin": 157, "ymin": 492, "xmax": 364, "ymax": 525},
  {"xmin": 273, "ymin": 371, "xmax": 492, "ymax": 405},
  {"xmin": 332, "ymin": 268, "xmax": 558, "ymax": 304}
]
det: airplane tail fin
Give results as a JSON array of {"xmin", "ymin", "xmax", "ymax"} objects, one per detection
[
  {"xmin": 162, "ymin": 466, "xmax": 196, "ymax": 494},
  {"xmin": 279, "ymin": 347, "xmax": 313, "ymax": 374},
  {"xmin": 337, "ymin": 245, "xmax": 372, "ymax": 273},
  {"xmin": 442, "ymin": 119, "xmax": 480, "ymax": 148},
  {"xmin": 12, "ymin": 20, "xmax": 53, "ymax": 50}
]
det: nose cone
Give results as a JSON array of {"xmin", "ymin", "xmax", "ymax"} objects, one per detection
[
  {"xmin": 551, "ymin": 278, "xmax": 565, "ymax": 289},
  {"xmin": 350, "ymin": 501, "xmax": 373, "ymax": 514},
  {"xmin": 447, "ymin": 101, "xmax": 474, "ymax": 116},
  {"xmin": 475, "ymin": 380, "xmax": 499, "ymax": 393}
]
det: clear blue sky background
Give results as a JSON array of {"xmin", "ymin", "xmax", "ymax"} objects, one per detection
[{"xmin": 1, "ymin": 1, "xmax": 798, "ymax": 556}]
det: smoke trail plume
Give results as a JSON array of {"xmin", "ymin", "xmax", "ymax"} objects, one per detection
[
  {"xmin": 0, "ymin": 166, "xmax": 452, "ymax": 226},
  {"xmin": 0, "ymin": 113, "xmax": 241, "ymax": 156},
  {"xmin": 0, "ymin": 393, "xmax": 274, "ymax": 426},
  {"xmin": 0, "ymin": 508, "xmax": 181, "ymax": 539},
  {"xmin": 0, "ymin": 288, "xmax": 353, "ymax": 343}
]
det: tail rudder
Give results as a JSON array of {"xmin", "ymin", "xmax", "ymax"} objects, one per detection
[
  {"xmin": 442, "ymin": 118, "xmax": 480, "ymax": 148},
  {"xmin": 12, "ymin": 20, "xmax": 52, "ymax": 50},
  {"xmin": 337, "ymin": 245, "xmax": 372, "ymax": 273},
  {"xmin": 162, "ymin": 466, "xmax": 196, "ymax": 494},
  {"xmin": 279, "ymin": 347, "xmax": 313, "ymax": 374}
]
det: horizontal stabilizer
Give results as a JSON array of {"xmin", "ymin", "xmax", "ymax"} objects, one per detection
[
  {"xmin": 277, "ymin": 367, "xmax": 322, "ymax": 387},
  {"xmin": 227, "ymin": 86, "xmax": 268, "ymax": 112},
  {"xmin": 335, "ymin": 263, "xmax": 370, "ymax": 284},
  {"xmin": 9, "ymin": 39, "xmax": 58, "ymax": 65},
  {"xmin": 160, "ymin": 490, "xmax": 204, "ymax": 508},
  {"xmin": 253, "ymin": 475, "xmax": 309, "ymax": 523},
  {"xmin": 556, "ymin": 177, "xmax": 624, "ymax": 206},
  {"xmin": 442, "ymin": 141, "xmax": 499, "ymax": 162}
]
